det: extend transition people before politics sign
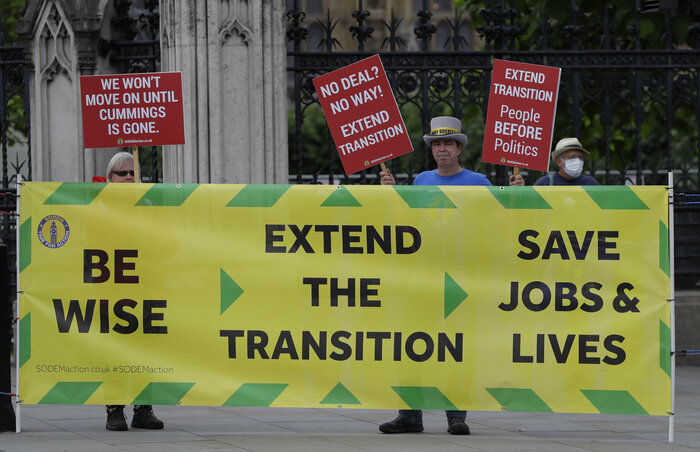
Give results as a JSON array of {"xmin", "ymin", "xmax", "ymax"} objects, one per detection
[
  {"xmin": 18, "ymin": 183, "xmax": 670, "ymax": 415},
  {"xmin": 313, "ymin": 55, "xmax": 413, "ymax": 175},
  {"xmin": 482, "ymin": 60, "xmax": 561, "ymax": 171},
  {"xmin": 80, "ymin": 72, "xmax": 185, "ymax": 148}
]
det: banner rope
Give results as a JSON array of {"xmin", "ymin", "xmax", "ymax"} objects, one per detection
[
  {"xmin": 674, "ymin": 350, "xmax": 700, "ymax": 356},
  {"xmin": 675, "ymin": 193, "xmax": 700, "ymax": 205}
]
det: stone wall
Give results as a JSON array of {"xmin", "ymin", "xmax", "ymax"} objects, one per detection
[
  {"xmin": 676, "ymin": 291, "xmax": 700, "ymax": 366},
  {"xmin": 160, "ymin": 0, "xmax": 288, "ymax": 183},
  {"xmin": 17, "ymin": 0, "xmax": 107, "ymax": 182},
  {"xmin": 17, "ymin": 0, "xmax": 288, "ymax": 184}
]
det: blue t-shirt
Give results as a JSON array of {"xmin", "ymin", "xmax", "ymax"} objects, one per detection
[
  {"xmin": 534, "ymin": 172, "xmax": 598, "ymax": 186},
  {"xmin": 413, "ymin": 169, "xmax": 491, "ymax": 186}
]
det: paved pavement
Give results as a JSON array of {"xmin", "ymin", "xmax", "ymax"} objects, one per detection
[{"xmin": 1, "ymin": 367, "xmax": 699, "ymax": 451}]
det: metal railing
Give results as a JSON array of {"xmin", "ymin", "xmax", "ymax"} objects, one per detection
[{"xmin": 286, "ymin": 0, "xmax": 700, "ymax": 288}]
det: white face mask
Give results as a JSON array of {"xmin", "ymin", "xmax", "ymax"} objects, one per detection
[{"xmin": 563, "ymin": 158, "xmax": 584, "ymax": 178}]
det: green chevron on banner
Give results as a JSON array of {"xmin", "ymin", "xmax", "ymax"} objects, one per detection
[
  {"xmin": 659, "ymin": 220, "xmax": 670, "ymax": 276},
  {"xmin": 487, "ymin": 186, "xmax": 552, "ymax": 209},
  {"xmin": 39, "ymin": 382, "xmax": 102, "ymax": 404},
  {"xmin": 393, "ymin": 186, "xmax": 456, "ymax": 209},
  {"xmin": 320, "ymin": 382, "xmax": 361, "ymax": 405},
  {"xmin": 226, "ymin": 184, "xmax": 291, "ymax": 207},
  {"xmin": 581, "ymin": 389, "xmax": 648, "ymax": 414},
  {"xmin": 19, "ymin": 217, "xmax": 31, "ymax": 272},
  {"xmin": 19, "ymin": 313, "xmax": 31, "ymax": 367},
  {"xmin": 486, "ymin": 388, "xmax": 553, "ymax": 412},
  {"xmin": 391, "ymin": 386, "xmax": 457, "ymax": 410},
  {"xmin": 444, "ymin": 272, "xmax": 467, "ymax": 319},
  {"xmin": 220, "ymin": 268, "xmax": 244, "ymax": 314},
  {"xmin": 44, "ymin": 183, "xmax": 105, "ymax": 205},
  {"xmin": 135, "ymin": 184, "xmax": 199, "ymax": 206},
  {"xmin": 321, "ymin": 186, "xmax": 362, "ymax": 207},
  {"xmin": 132, "ymin": 382, "xmax": 195, "ymax": 405},
  {"xmin": 659, "ymin": 320, "xmax": 671, "ymax": 377},
  {"xmin": 583, "ymin": 186, "xmax": 648, "ymax": 210},
  {"xmin": 223, "ymin": 383, "xmax": 288, "ymax": 407}
]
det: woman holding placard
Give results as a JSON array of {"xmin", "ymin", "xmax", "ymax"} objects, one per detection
[{"xmin": 103, "ymin": 151, "xmax": 165, "ymax": 432}]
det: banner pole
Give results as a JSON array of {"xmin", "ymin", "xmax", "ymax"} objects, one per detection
[
  {"xmin": 14, "ymin": 174, "xmax": 21, "ymax": 433},
  {"xmin": 668, "ymin": 171, "xmax": 676, "ymax": 443},
  {"xmin": 132, "ymin": 146, "xmax": 140, "ymax": 182},
  {"xmin": 513, "ymin": 167, "xmax": 520, "ymax": 177}
]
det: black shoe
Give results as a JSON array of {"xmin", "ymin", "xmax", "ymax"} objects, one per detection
[
  {"xmin": 379, "ymin": 417, "xmax": 424, "ymax": 434},
  {"xmin": 106, "ymin": 405, "xmax": 128, "ymax": 431},
  {"xmin": 131, "ymin": 405, "xmax": 164, "ymax": 429},
  {"xmin": 447, "ymin": 417, "xmax": 470, "ymax": 435}
]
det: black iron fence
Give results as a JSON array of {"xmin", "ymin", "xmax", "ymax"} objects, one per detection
[
  {"xmin": 1, "ymin": 5, "xmax": 30, "ymax": 379},
  {"xmin": 0, "ymin": 44, "xmax": 29, "ymax": 296},
  {"xmin": 286, "ymin": 0, "xmax": 700, "ymax": 288}
]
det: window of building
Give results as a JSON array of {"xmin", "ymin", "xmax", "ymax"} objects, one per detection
[
  {"xmin": 308, "ymin": 23, "xmax": 324, "ymax": 50},
  {"xmin": 436, "ymin": 22, "xmax": 450, "ymax": 51},
  {"xmin": 306, "ymin": 0, "xmax": 323, "ymax": 14},
  {"xmin": 414, "ymin": 0, "xmax": 452, "ymax": 11},
  {"xmin": 432, "ymin": 0, "xmax": 451, "ymax": 12}
]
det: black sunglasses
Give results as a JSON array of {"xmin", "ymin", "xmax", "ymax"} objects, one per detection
[{"xmin": 112, "ymin": 170, "xmax": 135, "ymax": 177}]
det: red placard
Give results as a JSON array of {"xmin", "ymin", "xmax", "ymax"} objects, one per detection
[
  {"xmin": 482, "ymin": 60, "xmax": 561, "ymax": 171},
  {"xmin": 313, "ymin": 55, "xmax": 412, "ymax": 175},
  {"xmin": 80, "ymin": 72, "xmax": 185, "ymax": 148}
]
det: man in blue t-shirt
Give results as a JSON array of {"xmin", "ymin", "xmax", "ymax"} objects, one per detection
[
  {"xmin": 534, "ymin": 137, "xmax": 598, "ymax": 186},
  {"xmin": 377, "ymin": 116, "xmax": 521, "ymax": 436},
  {"xmin": 380, "ymin": 116, "xmax": 523, "ymax": 188}
]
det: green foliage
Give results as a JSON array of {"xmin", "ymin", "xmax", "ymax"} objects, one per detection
[
  {"xmin": 2, "ymin": 0, "xmax": 29, "ymax": 148},
  {"xmin": 5, "ymin": 94, "xmax": 27, "ymax": 147},
  {"xmin": 288, "ymin": 104, "xmax": 338, "ymax": 178},
  {"xmin": 0, "ymin": 0, "xmax": 24, "ymax": 45},
  {"xmin": 458, "ymin": 1, "xmax": 696, "ymax": 51}
]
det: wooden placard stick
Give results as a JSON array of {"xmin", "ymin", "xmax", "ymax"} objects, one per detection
[
  {"xmin": 380, "ymin": 162, "xmax": 394, "ymax": 184},
  {"xmin": 132, "ymin": 146, "xmax": 141, "ymax": 182}
]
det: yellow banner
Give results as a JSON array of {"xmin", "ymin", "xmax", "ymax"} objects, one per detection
[{"xmin": 18, "ymin": 182, "xmax": 671, "ymax": 415}]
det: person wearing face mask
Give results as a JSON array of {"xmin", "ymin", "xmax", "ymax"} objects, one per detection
[{"xmin": 534, "ymin": 138, "xmax": 598, "ymax": 186}]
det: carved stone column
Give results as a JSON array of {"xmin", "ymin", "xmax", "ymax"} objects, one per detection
[
  {"xmin": 17, "ymin": 0, "xmax": 104, "ymax": 182},
  {"xmin": 160, "ymin": 0, "xmax": 288, "ymax": 183}
]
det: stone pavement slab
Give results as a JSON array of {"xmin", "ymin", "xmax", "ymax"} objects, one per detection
[{"xmin": 1, "ymin": 367, "xmax": 699, "ymax": 451}]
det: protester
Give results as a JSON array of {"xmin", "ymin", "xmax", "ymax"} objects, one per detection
[
  {"xmin": 378, "ymin": 116, "xmax": 520, "ymax": 435},
  {"xmin": 103, "ymin": 151, "xmax": 164, "ymax": 431},
  {"xmin": 531, "ymin": 137, "xmax": 598, "ymax": 186},
  {"xmin": 380, "ymin": 116, "xmax": 523, "ymax": 188}
]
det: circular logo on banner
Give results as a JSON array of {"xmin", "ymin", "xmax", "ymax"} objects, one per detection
[
  {"xmin": 117, "ymin": 138, "xmax": 124, "ymax": 145},
  {"xmin": 37, "ymin": 215, "xmax": 70, "ymax": 249},
  {"xmin": 501, "ymin": 157, "xmax": 506, "ymax": 163},
  {"xmin": 364, "ymin": 160, "xmax": 370, "ymax": 166}
]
